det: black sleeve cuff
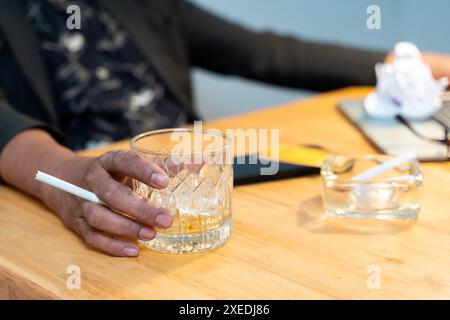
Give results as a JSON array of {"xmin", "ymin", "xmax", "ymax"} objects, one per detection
[{"xmin": 0, "ymin": 101, "xmax": 65, "ymax": 153}]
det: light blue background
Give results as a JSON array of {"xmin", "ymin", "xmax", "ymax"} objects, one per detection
[{"xmin": 190, "ymin": 0, "xmax": 450, "ymax": 119}]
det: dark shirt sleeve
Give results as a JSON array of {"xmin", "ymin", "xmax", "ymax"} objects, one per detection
[
  {"xmin": 0, "ymin": 91, "xmax": 63, "ymax": 153},
  {"xmin": 178, "ymin": 1, "xmax": 387, "ymax": 91},
  {"xmin": 0, "ymin": 32, "xmax": 63, "ymax": 153}
]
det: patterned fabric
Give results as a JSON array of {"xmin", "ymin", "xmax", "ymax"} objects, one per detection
[{"xmin": 23, "ymin": 0, "xmax": 187, "ymax": 150}]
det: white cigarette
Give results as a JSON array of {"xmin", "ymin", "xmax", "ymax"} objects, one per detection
[
  {"xmin": 351, "ymin": 150, "xmax": 417, "ymax": 181},
  {"xmin": 35, "ymin": 171, "xmax": 102, "ymax": 204}
]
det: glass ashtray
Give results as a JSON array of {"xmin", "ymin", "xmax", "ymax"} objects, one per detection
[{"xmin": 321, "ymin": 154, "xmax": 423, "ymax": 221}]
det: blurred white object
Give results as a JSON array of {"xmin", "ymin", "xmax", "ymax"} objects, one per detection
[{"xmin": 364, "ymin": 42, "xmax": 449, "ymax": 120}]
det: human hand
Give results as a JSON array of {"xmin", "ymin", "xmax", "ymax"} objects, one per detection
[
  {"xmin": 386, "ymin": 50, "xmax": 450, "ymax": 84},
  {"xmin": 39, "ymin": 150, "xmax": 172, "ymax": 257},
  {"xmin": 422, "ymin": 52, "xmax": 450, "ymax": 84}
]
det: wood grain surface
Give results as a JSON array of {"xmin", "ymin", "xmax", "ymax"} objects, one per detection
[{"xmin": 0, "ymin": 87, "xmax": 449, "ymax": 299}]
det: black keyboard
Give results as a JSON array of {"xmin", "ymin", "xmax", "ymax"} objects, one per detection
[{"xmin": 434, "ymin": 105, "xmax": 450, "ymax": 128}]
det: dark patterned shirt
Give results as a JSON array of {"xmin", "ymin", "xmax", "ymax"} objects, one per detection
[{"xmin": 23, "ymin": 0, "xmax": 187, "ymax": 150}]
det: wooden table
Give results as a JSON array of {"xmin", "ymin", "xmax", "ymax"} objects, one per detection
[{"xmin": 1, "ymin": 87, "xmax": 449, "ymax": 299}]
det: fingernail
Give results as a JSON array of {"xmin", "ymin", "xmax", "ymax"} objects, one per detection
[
  {"xmin": 155, "ymin": 213, "xmax": 172, "ymax": 228},
  {"xmin": 139, "ymin": 227, "xmax": 156, "ymax": 240},
  {"xmin": 151, "ymin": 173, "xmax": 169, "ymax": 187},
  {"xmin": 123, "ymin": 246, "xmax": 139, "ymax": 257}
]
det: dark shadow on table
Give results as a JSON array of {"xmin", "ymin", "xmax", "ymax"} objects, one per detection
[{"xmin": 298, "ymin": 195, "xmax": 416, "ymax": 235}]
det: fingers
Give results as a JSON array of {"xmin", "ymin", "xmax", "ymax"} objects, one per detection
[
  {"xmin": 162, "ymin": 158, "xmax": 184, "ymax": 176},
  {"xmin": 88, "ymin": 169, "xmax": 172, "ymax": 228},
  {"xmin": 164, "ymin": 157, "xmax": 203, "ymax": 176},
  {"xmin": 76, "ymin": 218, "xmax": 140, "ymax": 257},
  {"xmin": 82, "ymin": 202, "xmax": 156, "ymax": 241},
  {"xmin": 99, "ymin": 150, "xmax": 169, "ymax": 188},
  {"xmin": 184, "ymin": 163, "xmax": 204, "ymax": 174}
]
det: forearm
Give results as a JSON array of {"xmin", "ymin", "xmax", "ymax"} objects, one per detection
[
  {"xmin": 0, "ymin": 129, "xmax": 91, "ymax": 202},
  {"xmin": 180, "ymin": 1, "xmax": 386, "ymax": 90}
]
